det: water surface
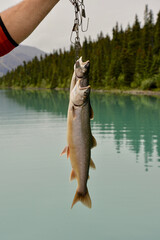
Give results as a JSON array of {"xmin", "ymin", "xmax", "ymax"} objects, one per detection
[{"xmin": 0, "ymin": 89, "xmax": 160, "ymax": 240}]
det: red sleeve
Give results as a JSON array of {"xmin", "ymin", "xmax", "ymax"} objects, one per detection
[{"xmin": 0, "ymin": 16, "xmax": 18, "ymax": 57}]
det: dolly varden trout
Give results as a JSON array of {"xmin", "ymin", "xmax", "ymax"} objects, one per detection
[{"xmin": 61, "ymin": 57, "xmax": 97, "ymax": 209}]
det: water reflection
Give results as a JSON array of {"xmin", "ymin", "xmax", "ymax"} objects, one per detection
[
  {"xmin": 4, "ymin": 89, "xmax": 69, "ymax": 117},
  {"xmin": 91, "ymin": 93, "xmax": 160, "ymax": 170},
  {"xmin": 4, "ymin": 89, "xmax": 160, "ymax": 169}
]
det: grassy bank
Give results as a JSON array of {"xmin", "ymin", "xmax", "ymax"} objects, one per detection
[{"xmin": 1, "ymin": 85, "xmax": 160, "ymax": 97}]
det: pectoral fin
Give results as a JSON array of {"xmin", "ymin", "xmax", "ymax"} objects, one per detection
[
  {"xmin": 69, "ymin": 105, "xmax": 76, "ymax": 119},
  {"xmin": 60, "ymin": 146, "xmax": 70, "ymax": 159},
  {"xmin": 91, "ymin": 135, "xmax": 97, "ymax": 149},
  {"xmin": 90, "ymin": 159, "xmax": 96, "ymax": 169},
  {"xmin": 71, "ymin": 106, "xmax": 76, "ymax": 119}
]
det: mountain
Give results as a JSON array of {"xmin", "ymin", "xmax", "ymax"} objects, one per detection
[{"xmin": 0, "ymin": 45, "xmax": 46, "ymax": 76}]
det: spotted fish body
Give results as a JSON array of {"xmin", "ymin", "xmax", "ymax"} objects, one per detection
[{"xmin": 61, "ymin": 57, "xmax": 96, "ymax": 208}]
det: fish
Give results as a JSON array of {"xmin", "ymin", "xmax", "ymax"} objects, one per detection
[{"xmin": 61, "ymin": 57, "xmax": 97, "ymax": 209}]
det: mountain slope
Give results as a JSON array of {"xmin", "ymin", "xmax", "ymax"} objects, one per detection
[{"xmin": 0, "ymin": 45, "xmax": 46, "ymax": 76}]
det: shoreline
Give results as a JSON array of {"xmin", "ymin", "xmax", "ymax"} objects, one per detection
[
  {"xmin": 1, "ymin": 87, "xmax": 160, "ymax": 96},
  {"xmin": 91, "ymin": 89, "xmax": 160, "ymax": 96}
]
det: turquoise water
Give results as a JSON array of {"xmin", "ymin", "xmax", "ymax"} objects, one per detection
[{"xmin": 0, "ymin": 89, "xmax": 160, "ymax": 240}]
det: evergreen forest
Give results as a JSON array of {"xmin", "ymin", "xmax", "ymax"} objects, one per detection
[{"xmin": 0, "ymin": 5, "xmax": 160, "ymax": 90}]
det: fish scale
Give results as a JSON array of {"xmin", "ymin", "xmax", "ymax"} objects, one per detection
[{"xmin": 61, "ymin": 57, "xmax": 97, "ymax": 208}]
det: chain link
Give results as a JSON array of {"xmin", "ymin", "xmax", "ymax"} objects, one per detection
[{"xmin": 69, "ymin": 0, "xmax": 89, "ymax": 61}]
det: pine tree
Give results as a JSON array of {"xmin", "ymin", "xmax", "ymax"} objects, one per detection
[
  {"xmin": 0, "ymin": 6, "xmax": 160, "ymax": 91},
  {"xmin": 154, "ymin": 11, "xmax": 160, "ymax": 54}
]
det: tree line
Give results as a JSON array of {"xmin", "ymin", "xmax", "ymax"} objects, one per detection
[{"xmin": 0, "ymin": 5, "xmax": 160, "ymax": 90}]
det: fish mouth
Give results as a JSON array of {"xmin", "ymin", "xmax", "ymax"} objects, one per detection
[
  {"xmin": 84, "ymin": 60, "xmax": 90, "ymax": 69},
  {"xmin": 79, "ymin": 57, "xmax": 90, "ymax": 68}
]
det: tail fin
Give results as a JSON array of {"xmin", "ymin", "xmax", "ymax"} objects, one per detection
[{"xmin": 71, "ymin": 189, "xmax": 92, "ymax": 209}]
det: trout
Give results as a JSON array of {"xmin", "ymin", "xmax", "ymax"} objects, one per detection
[{"xmin": 61, "ymin": 57, "xmax": 97, "ymax": 209}]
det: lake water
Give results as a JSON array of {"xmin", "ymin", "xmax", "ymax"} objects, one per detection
[{"xmin": 0, "ymin": 89, "xmax": 160, "ymax": 240}]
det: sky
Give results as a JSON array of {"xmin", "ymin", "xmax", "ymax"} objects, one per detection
[{"xmin": 1, "ymin": 0, "xmax": 160, "ymax": 53}]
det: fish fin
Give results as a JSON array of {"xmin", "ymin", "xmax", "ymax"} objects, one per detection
[
  {"xmin": 90, "ymin": 104, "xmax": 94, "ymax": 120},
  {"xmin": 70, "ymin": 169, "xmax": 89, "ymax": 181},
  {"xmin": 67, "ymin": 147, "xmax": 70, "ymax": 159},
  {"xmin": 69, "ymin": 105, "xmax": 76, "ymax": 119},
  {"xmin": 60, "ymin": 146, "xmax": 70, "ymax": 159},
  {"xmin": 70, "ymin": 169, "xmax": 76, "ymax": 181},
  {"xmin": 72, "ymin": 106, "xmax": 76, "ymax": 119},
  {"xmin": 71, "ymin": 188, "xmax": 92, "ymax": 209},
  {"xmin": 91, "ymin": 135, "xmax": 97, "ymax": 149},
  {"xmin": 90, "ymin": 158, "xmax": 96, "ymax": 169}
]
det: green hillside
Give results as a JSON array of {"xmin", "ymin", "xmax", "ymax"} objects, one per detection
[{"xmin": 0, "ymin": 5, "xmax": 160, "ymax": 90}]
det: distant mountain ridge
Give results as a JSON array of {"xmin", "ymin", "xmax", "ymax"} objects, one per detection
[{"xmin": 0, "ymin": 45, "xmax": 46, "ymax": 76}]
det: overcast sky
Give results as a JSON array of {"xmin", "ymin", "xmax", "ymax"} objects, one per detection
[{"xmin": 1, "ymin": 0, "xmax": 160, "ymax": 53}]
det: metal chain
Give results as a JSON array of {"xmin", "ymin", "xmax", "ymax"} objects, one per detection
[{"xmin": 69, "ymin": 0, "xmax": 89, "ymax": 61}]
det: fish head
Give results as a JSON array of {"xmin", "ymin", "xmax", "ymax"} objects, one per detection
[
  {"xmin": 74, "ymin": 57, "xmax": 90, "ymax": 79},
  {"xmin": 70, "ymin": 79, "xmax": 90, "ymax": 106}
]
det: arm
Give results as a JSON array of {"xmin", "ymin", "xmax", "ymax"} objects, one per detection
[{"xmin": 0, "ymin": 0, "xmax": 60, "ymax": 44}]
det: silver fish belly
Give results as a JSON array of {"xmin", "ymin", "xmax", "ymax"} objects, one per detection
[{"xmin": 61, "ymin": 57, "xmax": 97, "ymax": 209}]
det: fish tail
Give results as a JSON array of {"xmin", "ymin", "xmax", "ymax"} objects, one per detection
[{"xmin": 71, "ymin": 188, "xmax": 92, "ymax": 209}]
